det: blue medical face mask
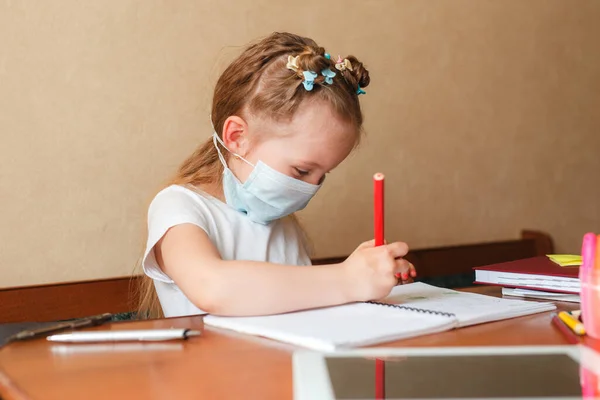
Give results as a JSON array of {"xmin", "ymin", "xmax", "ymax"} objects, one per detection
[{"xmin": 212, "ymin": 133, "xmax": 322, "ymax": 224}]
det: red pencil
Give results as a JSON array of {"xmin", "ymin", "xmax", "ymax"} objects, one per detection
[
  {"xmin": 373, "ymin": 173, "xmax": 386, "ymax": 400},
  {"xmin": 551, "ymin": 313, "xmax": 580, "ymax": 344},
  {"xmin": 374, "ymin": 173, "xmax": 385, "ymax": 247}
]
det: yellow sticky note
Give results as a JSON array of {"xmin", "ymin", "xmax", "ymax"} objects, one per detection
[{"xmin": 547, "ymin": 254, "xmax": 582, "ymax": 267}]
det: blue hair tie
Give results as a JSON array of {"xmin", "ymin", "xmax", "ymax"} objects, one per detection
[
  {"xmin": 356, "ymin": 85, "xmax": 366, "ymax": 95},
  {"xmin": 324, "ymin": 53, "xmax": 331, "ymax": 59}
]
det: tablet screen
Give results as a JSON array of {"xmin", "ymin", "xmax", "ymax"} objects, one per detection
[{"xmin": 325, "ymin": 353, "xmax": 587, "ymax": 399}]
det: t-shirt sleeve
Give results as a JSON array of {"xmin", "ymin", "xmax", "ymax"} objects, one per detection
[{"xmin": 142, "ymin": 186, "xmax": 211, "ymax": 283}]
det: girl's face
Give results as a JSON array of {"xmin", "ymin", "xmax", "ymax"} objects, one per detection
[{"xmin": 223, "ymin": 99, "xmax": 358, "ymax": 186}]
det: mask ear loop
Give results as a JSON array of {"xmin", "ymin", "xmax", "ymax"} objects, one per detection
[
  {"xmin": 212, "ymin": 133, "xmax": 229, "ymax": 168},
  {"xmin": 210, "ymin": 114, "xmax": 228, "ymax": 168},
  {"xmin": 213, "ymin": 131, "xmax": 255, "ymax": 168}
]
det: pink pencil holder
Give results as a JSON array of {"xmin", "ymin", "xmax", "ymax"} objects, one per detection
[{"xmin": 580, "ymin": 269, "xmax": 600, "ymax": 339}]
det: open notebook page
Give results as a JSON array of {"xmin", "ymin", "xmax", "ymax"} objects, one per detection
[
  {"xmin": 382, "ymin": 282, "xmax": 556, "ymax": 327},
  {"xmin": 204, "ymin": 301, "xmax": 455, "ymax": 352},
  {"xmin": 204, "ymin": 282, "xmax": 556, "ymax": 351}
]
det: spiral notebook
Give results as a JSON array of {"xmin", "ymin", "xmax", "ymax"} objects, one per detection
[{"xmin": 204, "ymin": 282, "xmax": 556, "ymax": 351}]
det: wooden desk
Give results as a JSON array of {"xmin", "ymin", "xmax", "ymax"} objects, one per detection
[{"xmin": 0, "ymin": 287, "xmax": 597, "ymax": 400}]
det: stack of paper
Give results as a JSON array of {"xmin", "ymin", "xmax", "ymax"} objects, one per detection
[{"xmin": 502, "ymin": 287, "xmax": 580, "ymax": 303}]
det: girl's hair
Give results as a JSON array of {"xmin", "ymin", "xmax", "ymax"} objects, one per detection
[{"xmin": 135, "ymin": 32, "xmax": 371, "ymax": 319}]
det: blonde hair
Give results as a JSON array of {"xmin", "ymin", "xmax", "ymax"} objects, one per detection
[{"xmin": 134, "ymin": 32, "xmax": 370, "ymax": 319}]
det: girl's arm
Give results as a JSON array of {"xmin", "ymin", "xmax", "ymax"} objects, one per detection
[{"xmin": 155, "ymin": 223, "xmax": 410, "ymax": 316}]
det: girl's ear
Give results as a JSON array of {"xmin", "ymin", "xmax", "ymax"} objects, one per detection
[{"xmin": 222, "ymin": 116, "xmax": 250, "ymax": 157}]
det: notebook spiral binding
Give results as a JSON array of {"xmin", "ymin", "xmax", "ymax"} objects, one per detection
[{"xmin": 366, "ymin": 301, "xmax": 456, "ymax": 318}]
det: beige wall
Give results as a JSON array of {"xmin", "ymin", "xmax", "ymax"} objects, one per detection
[{"xmin": 1, "ymin": 0, "xmax": 599, "ymax": 287}]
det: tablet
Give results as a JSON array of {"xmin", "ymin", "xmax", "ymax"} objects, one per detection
[{"xmin": 293, "ymin": 345, "xmax": 600, "ymax": 400}]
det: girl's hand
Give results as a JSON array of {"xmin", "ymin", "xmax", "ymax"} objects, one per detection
[{"xmin": 341, "ymin": 239, "xmax": 415, "ymax": 302}]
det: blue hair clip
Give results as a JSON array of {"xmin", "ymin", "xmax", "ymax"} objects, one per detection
[
  {"xmin": 302, "ymin": 71, "xmax": 318, "ymax": 91},
  {"xmin": 356, "ymin": 85, "xmax": 366, "ymax": 95},
  {"xmin": 321, "ymin": 68, "xmax": 336, "ymax": 85},
  {"xmin": 324, "ymin": 53, "xmax": 331, "ymax": 60}
]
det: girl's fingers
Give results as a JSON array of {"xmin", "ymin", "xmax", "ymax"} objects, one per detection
[
  {"xmin": 394, "ymin": 261, "xmax": 416, "ymax": 284},
  {"xmin": 409, "ymin": 262, "xmax": 417, "ymax": 277},
  {"xmin": 394, "ymin": 258, "xmax": 412, "ymax": 280}
]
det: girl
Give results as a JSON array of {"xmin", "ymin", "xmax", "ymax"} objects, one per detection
[{"xmin": 137, "ymin": 32, "xmax": 416, "ymax": 319}]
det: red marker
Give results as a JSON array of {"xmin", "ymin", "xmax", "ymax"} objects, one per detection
[{"xmin": 373, "ymin": 173, "xmax": 386, "ymax": 400}]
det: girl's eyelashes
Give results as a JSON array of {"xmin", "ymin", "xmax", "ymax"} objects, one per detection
[{"xmin": 294, "ymin": 167, "xmax": 310, "ymax": 176}]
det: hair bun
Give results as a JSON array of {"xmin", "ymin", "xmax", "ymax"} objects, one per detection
[
  {"xmin": 344, "ymin": 55, "xmax": 370, "ymax": 91},
  {"xmin": 295, "ymin": 47, "xmax": 330, "ymax": 77}
]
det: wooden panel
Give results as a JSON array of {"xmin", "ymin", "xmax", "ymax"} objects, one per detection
[
  {"xmin": 0, "ymin": 277, "xmax": 141, "ymax": 323},
  {"xmin": 403, "ymin": 238, "xmax": 538, "ymax": 278},
  {"xmin": 313, "ymin": 238, "xmax": 537, "ymax": 277},
  {"xmin": 522, "ymin": 229, "xmax": 556, "ymax": 255}
]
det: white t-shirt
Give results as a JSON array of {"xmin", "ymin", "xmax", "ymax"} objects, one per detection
[{"xmin": 142, "ymin": 184, "xmax": 312, "ymax": 317}]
